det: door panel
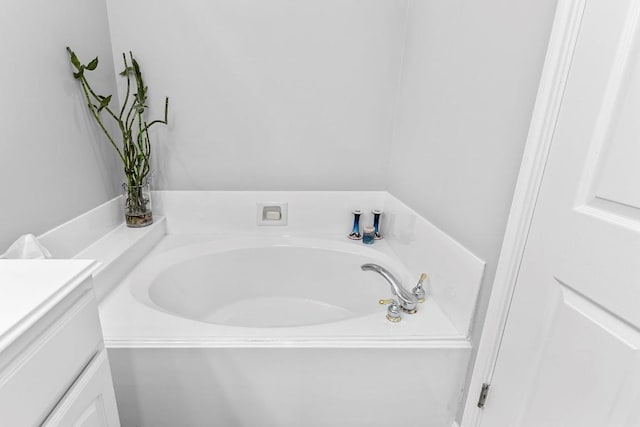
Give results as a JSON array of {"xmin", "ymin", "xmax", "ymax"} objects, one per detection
[
  {"xmin": 520, "ymin": 279, "xmax": 640, "ymax": 426},
  {"xmin": 72, "ymin": 396, "xmax": 108, "ymax": 427},
  {"xmin": 592, "ymin": 20, "xmax": 640, "ymax": 210},
  {"xmin": 42, "ymin": 350, "xmax": 120, "ymax": 427}
]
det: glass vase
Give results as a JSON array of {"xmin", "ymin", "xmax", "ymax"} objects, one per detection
[{"xmin": 122, "ymin": 179, "xmax": 153, "ymax": 228}]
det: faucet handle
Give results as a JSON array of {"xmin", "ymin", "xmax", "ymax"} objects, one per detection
[
  {"xmin": 385, "ymin": 299, "xmax": 402, "ymax": 323},
  {"xmin": 379, "ymin": 298, "xmax": 402, "ymax": 322},
  {"xmin": 411, "ymin": 273, "xmax": 428, "ymax": 303}
]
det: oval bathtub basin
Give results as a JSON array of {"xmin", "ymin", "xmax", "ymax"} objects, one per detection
[{"xmin": 142, "ymin": 243, "xmax": 401, "ymax": 328}]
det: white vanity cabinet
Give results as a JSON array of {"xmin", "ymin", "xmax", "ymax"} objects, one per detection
[{"xmin": 0, "ymin": 260, "xmax": 120, "ymax": 427}]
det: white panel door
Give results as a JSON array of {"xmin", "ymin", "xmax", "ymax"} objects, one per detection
[{"xmin": 482, "ymin": 0, "xmax": 640, "ymax": 425}]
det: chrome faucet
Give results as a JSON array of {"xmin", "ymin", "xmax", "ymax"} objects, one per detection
[{"xmin": 361, "ymin": 263, "xmax": 418, "ymax": 313}]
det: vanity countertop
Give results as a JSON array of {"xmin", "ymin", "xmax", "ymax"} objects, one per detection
[{"xmin": 0, "ymin": 260, "xmax": 98, "ymax": 353}]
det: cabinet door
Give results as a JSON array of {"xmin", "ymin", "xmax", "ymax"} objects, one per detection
[{"xmin": 43, "ymin": 349, "xmax": 120, "ymax": 427}]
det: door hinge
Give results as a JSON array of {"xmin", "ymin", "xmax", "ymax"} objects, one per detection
[{"xmin": 477, "ymin": 383, "xmax": 490, "ymax": 408}]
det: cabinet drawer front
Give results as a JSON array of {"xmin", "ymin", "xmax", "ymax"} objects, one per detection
[
  {"xmin": 0, "ymin": 290, "xmax": 102, "ymax": 426},
  {"xmin": 43, "ymin": 349, "xmax": 120, "ymax": 427}
]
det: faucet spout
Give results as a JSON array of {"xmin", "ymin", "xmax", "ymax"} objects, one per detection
[{"xmin": 361, "ymin": 263, "xmax": 418, "ymax": 312}]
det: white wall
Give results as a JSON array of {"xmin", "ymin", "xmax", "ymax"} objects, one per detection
[
  {"xmin": 386, "ymin": 0, "xmax": 558, "ymax": 418},
  {"xmin": 105, "ymin": 0, "xmax": 408, "ymax": 190},
  {"xmin": 388, "ymin": 0, "xmax": 557, "ymax": 335},
  {"xmin": 0, "ymin": 0, "xmax": 121, "ymax": 251}
]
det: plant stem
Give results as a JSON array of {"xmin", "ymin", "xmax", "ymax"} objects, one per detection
[
  {"xmin": 67, "ymin": 47, "xmax": 169, "ymax": 188},
  {"xmin": 78, "ymin": 78, "xmax": 125, "ymax": 163}
]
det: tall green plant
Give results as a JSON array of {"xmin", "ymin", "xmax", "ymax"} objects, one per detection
[{"xmin": 66, "ymin": 47, "xmax": 169, "ymax": 191}]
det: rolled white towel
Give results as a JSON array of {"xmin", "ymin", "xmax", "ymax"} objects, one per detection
[{"xmin": 0, "ymin": 234, "xmax": 52, "ymax": 259}]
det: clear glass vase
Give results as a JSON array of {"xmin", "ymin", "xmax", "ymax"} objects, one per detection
[{"xmin": 122, "ymin": 179, "xmax": 153, "ymax": 228}]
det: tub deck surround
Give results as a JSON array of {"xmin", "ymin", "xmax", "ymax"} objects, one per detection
[
  {"xmin": 36, "ymin": 196, "xmax": 167, "ymax": 301},
  {"xmin": 73, "ymin": 218, "xmax": 166, "ymax": 301},
  {"xmin": 151, "ymin": 190, "xmax": 389, "ymax": 235},
  {"xmin": 382, "ymin": 195, "xmax": 486, "ymax": 335},
  {"xmin": 99, "ymin": 234, "xmax": 466, "ymax": 348},
  {"xmin": 32, "ymin": 191, "xmax": 485, "ymax": 337},
  {"xmin": 38, "ymin": 197, "xmax": 126, "ymax": 260}
]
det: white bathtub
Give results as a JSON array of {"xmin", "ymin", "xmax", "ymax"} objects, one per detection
[{"xmin": 99, "ymin": 234, "xmax": 470, "ymax": 427}]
